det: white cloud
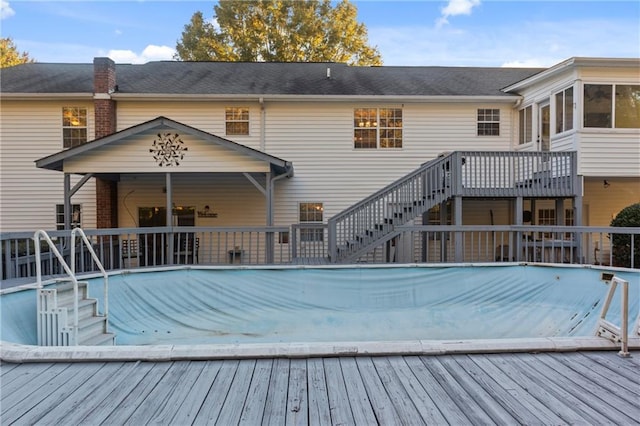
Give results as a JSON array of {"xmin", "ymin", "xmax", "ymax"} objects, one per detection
[
  {"xmin": 437, "ymin": 0, "xmax": 481, "ymax": 28},
  {"xmin": 1, "ymin": 0, "xmax": 15, "ymax": 20},
  {"xmin": 107, "ymin": 44, "xmax": 176, "ymax": 64}
]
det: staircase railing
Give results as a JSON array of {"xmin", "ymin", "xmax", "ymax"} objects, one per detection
[
  {"xmin": 71, "ymin": 228, "xmax": 109, "ymax": 332},
  {"xmin": 328, "ymin": 153, "xmax": 457, "ymax": 263},
  {"xmin": 34, "ymin": 230, "xmax": 80, "ymax": 345},
  {"xmin": 596, "ymin": 274, "xmax": 634, "ymax": 357},
  {"xmin": 328, "ymin": 151, "xmax": 577, "ymax": 263}
]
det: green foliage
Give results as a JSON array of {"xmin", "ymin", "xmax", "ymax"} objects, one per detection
[
  {"xmin": 610, "ymin": 202, "xmax": 640, "ymax": 268},
  {"xmin": 175, "ymin": 0, "xmax": 382, "ymax": 65},
  {"xmin": 0, "ymin": 37, "xmax": 35, "ymax": 68}
]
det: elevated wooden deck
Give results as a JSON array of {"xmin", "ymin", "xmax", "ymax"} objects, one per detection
[{"xmin": 2, "ymin": 350, "xmax": 638, "ymax": 424}]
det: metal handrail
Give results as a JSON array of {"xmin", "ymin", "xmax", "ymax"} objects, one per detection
[
  {"xmin": 596, "ymin": 275, "xmax": 631, "ymax": 357},
  {"xmin": 34, "ymin": 229, "xmax": 81, "ymax": 344},
  {"xmin": 71, "ymin": 228, "xmax": 109, "ymax": 331}
]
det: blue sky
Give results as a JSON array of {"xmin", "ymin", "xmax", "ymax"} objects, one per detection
[{"xmin": 1, "ymin": 0, "xmax": 639, "ymax": 67}]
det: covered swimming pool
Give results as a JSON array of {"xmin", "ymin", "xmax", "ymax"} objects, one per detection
[{"xmin": 1, "ymin": 264, "xmax": 638, "ymax": 357}]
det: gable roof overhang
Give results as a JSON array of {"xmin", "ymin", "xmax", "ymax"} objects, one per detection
[{"xmin": 35, "ymin": 116, "xmax": 294, "ymax": 178}]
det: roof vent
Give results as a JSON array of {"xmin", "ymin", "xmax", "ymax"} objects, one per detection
[{"xmin": 326, "ymin": 67, "xmax": 331, "ymax": 79}]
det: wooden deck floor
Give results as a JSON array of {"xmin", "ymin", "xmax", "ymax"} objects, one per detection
[{"xmin": 1, "ymin": 350, "xmax": 639, "ymax": 425}]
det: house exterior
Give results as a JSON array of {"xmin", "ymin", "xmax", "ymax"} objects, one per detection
[{"xmin": 1, "ymin": 57, "xmax": 638, "ymax": 266}]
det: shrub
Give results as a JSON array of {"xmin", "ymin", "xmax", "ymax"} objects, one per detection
[{"xmin": 610, "ymin": 203, "xmax": 640, "ymax": 268}]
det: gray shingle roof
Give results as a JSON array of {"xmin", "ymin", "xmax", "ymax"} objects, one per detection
[{"xmin": 0, "ymin": 61, "xmax": 543, "ymax": 97}]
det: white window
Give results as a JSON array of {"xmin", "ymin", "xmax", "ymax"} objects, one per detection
[
  {"xmin": 519, "ymin": 105, "xmax": 533, "ymax": 144},
  {"xmin": 354, "ymin": 108, "xmax": 402, "ymax": 149},
  {"xmin": 62, "ymin": 107, "xmax": 88, "ymax": 148},
  {"xmin": 477, "ymin": 109, "xmax": 500, "ymax": 136},
  {"xmin": 299, "ymin": 202, "xmax": 324, "ymax": 242},
  {"xmin": 225, "ymin": 107, "xmax": 249, "ymax": 135},
  {"xmin": 56, "ymin": 204, "xmax": 82, "ymax": 230},
  {"xmin": 555, "ymin": 87, "xmax": 574, "ymax": 134},
  {"xmin": 584, "ymin": 84, "xmax": 640, "ymax": 129}
]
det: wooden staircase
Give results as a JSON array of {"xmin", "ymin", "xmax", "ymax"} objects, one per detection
[
  {"xmin": 38, "ymin": 280, "xmax": 115, "ymax": 346},
  {"xmin": 327, "ymin": 151, "xmax": 578, "ymax": 263}
]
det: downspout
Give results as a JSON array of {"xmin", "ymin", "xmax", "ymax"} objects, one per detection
[
  {"xmin": 259, "ymin": 97, "xmax": 266, "ymax": 152},
  {"xmin": 266, "ymin": 164, "xmax": 293, "ymax": 263}
]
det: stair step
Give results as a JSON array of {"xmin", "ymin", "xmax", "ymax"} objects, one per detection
[
  {"xmin": 58, "ymin": 298, "xmax": 98, "ymax": 320},
  {"xmin": 77, "ymin": 315, "xmax": 108, "ymax": 342},
  {"xmin": 79, "ymin": 332, "xmax": 116, "ymax": 346},
  {"xmin": 54, "ymin": 281, "xmax": 89, "ymax": 305}
]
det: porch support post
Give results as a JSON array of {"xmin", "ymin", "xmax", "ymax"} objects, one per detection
[
  {"xmin": 574, "ymin": 176, "xmax": 584, "ymax": 263},
  {"xmin": 266, "ymin": 172, "xmax": 274, "ymax": 263},
  {"xmin": 166, "ymin": 172, "xmax": 174, "ymax": 264},
  {"xmin": 64, "ymin": 173, "xmax": 72, "ymax": 230},
  {"xmin": 453, "ymin": 196, "xmax": 463, "ymax": 262},
  {"xmin": 515, "ymin": 196, "xmax": 523, "ymax": 261}
]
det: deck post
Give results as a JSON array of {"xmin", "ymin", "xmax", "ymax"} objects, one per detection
[
  {"xmin": 64, "ymin": 173, "xmax": 72, "ymax": 230},
  {"xmin": 454, "ymin": 196, "xmax": 463, "ymax": 262},
  {"xmin": 166, "ymin": 172, "xmax": 174, "ymax": 265},
  {"xmin": 266, "ymin": 171, "xmax": 274, "ymax": 264}
]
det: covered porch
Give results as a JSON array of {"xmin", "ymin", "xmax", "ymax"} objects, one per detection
[{"xmin": 34, "ymin": 117, "xmax": 294, "ymax": 266}]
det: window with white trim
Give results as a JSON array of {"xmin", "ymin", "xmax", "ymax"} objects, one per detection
[
  {"xmin": 519, "ymin": 105, "xmax": 533, "ymax": 144},
  {"xmin": 225, "ymin": 107, "xmax": 250, "ymax": 135},
  {"xmin": 56, "ymin": 204, "xmax": 82, "ymax": 230},
  {"xmin": 354, "ymin": 108, "xmax": 402, "ymax": 149},
  {"xmin": 584, "ymin": 84, "xmax": 640, "ymax": 129},
  {"xmin": 62, "ymin": 107, "xmax": 87, "ymax": 148},
  {"xmin": 555, "ymin": 87, "xmax": 574, "ymax": 134},
  {"xmin": 477, "ymin": 109, "xmax": 500, "ymax": 136},
  {"xmin": 299, "ymin": 202, "xmax": 324, "ymax": 242}
]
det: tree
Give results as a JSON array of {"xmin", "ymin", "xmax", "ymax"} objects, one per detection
[
  {"xmin": 175, "ymin": 0, "xmax": 382, "ymax": 65},
  {"xmin": 1, "ymin": 37, "xmax": 34, "ymax": 68},
  {"xmin": 610, "ymin": 203, "xmax": 640, "ymax": 268}
]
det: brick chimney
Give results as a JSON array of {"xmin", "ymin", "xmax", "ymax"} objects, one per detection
[{"xmin": 93, "ymin": 57, "xmax": 118, "ymax": 229}]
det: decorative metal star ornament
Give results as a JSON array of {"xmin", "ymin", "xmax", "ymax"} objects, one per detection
[{"xmin": 150, "ymin": 132, "xmax": 188, "ymax": 166}]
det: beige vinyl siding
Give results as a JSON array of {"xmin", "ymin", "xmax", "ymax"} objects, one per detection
[
  {"xmin": 265, "ymin": 102, "xmax": 515, "ymax": 226},
  {"xmin": 578, "ymin": 132, "xmax": 640, "ymax": 177},
  {"xmin": 64, "ymin": 133, "xmax": 269, "ymax": 174},
  {"xmin": 118, "ymin": 174, "xmax": 268, "ymax": 227},
  {"xmin": 115, "ymin": 101, "xmax": 263, "ymax": 150},
  {"xmin": 0, "ymin": 100, "xmax": 97, "ymax": 232}
]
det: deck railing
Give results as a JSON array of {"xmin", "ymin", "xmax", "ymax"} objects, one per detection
[
  {"xmin": 328, "ymin": 151, "xmax": 577, "ymax": 263},
  {"xmin": 2, "ymin": 225, "xmax": 638, "ymax": 284}
]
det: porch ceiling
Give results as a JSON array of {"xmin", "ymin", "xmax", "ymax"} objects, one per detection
[{"xmin": 35, "ymin": 116, "xmax": 293, "ymax": 177}]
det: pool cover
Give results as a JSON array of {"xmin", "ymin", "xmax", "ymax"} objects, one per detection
[{"xmin": 1, "ymin": 265, "xmax": 638, "ymax": 346}]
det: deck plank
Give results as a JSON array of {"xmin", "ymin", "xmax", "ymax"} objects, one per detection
[
  {"xmin": 99, "ymin": 361, "xmax": 173, "ymax": 425},
  {"xmin": 193, "ymin": 359, "xmax": 240, "ymax": 425},
  {"xmin": 402, "ymin": 356, "xmax": 471, "ymax": 425},
  {"xmin": 517, "ymin": 353, "xmax": 638, "ymax": 425},
  {"xmin": 239, "ymin": 358, "xmax": 273, "ymax": 426},
  {"xmin": 261, "ymin": 357, "xmax": 290, "ymax": 426},
  {"xmin": 475, "ymin": 354, "xmax": 598, "ymax": 425},
  {"xmin": 286, "ymin": 358, "xmax": 309, "ymax": 426},
  {"xmin": 5, "ymin": 362, "xmax": 104, "ymax": 425},
  {"xmin": 0, "ymin": 363, "xmax": 68, "ymax": 412},
  {"xmin": 419, "ymin": 355, "xmax": 496, "ymax": 425},
  {"xmin": 371, "ymin": 356, "xmax": 427, "ymax": 424},
  {"xmin": 338, "ymin": 357, "xmax": 378, "ymax": 425},
  {"xmin": 538, "ymin": 353, "xmax": 640, "ymax": 413},
  {"xmin": 145, "ymin": 360, "xmax": 208, "ymax": 425},
  {"xmin": 306, "ymin": 358, "xmax": 332, "ymax": 426},
  {"xmin": 32, "ymin": 362, "xmax": 128, "ymax": 425},
  {"xmin": 167, "ymin": 360, "xmax": 223, "ymax": 424},
  {"xmin": 216, "ymin": 359, "xmax": 256, "ymax": 426},
  {"xmin": 322, "ymin": 357, "xmax": 355, "ymax": 425},
  {"xmin": 579, "ymin": 351, "xmax": 640, "ymax": 384},
  {"xmin": 355, "ymin": 356, "xmax": 403, "ymax": 425},
  {"xmin": 0, "ymin": 361, "xmax": 51, "ymax": 386}
]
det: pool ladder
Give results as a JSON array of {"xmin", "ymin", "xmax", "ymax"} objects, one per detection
[
  {"xmin": 596, "ymin": 273, "xmax": 637, "ymax": 357},
  {"xmin": 35, "ymin": 229, "xmax": 114, "ymax": 346}
]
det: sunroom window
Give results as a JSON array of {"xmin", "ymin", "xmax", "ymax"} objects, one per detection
[
  {"xmin": 555, "ymin": 87, "xmax": 574, "ymax": 134},
  {"xmin": 519, "ymin": 106, "xmax": 533, "ymax": 144},
  {"xmin": 584, "ymin": 84, "xmax": 640, "ymax": 129}
]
